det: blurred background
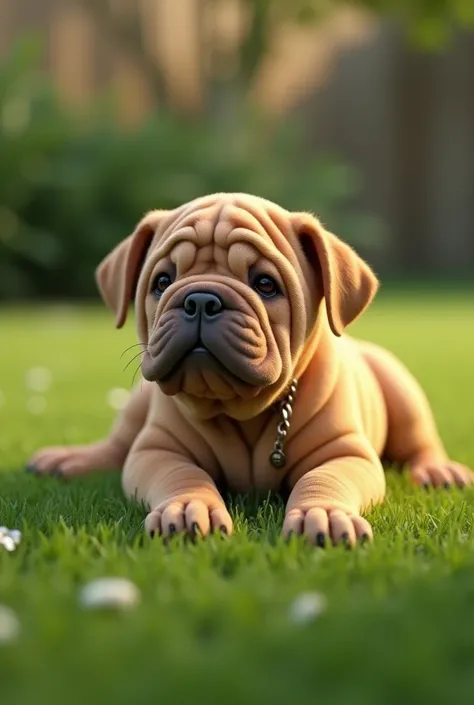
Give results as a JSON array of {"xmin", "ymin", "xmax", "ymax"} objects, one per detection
[{"xmin": 0, "ymin": 0, "xmax": 473, "ymax": 302}]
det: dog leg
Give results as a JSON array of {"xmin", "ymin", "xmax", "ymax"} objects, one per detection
[
  {"xmin": 26, "ymin": 381, "xmax": 152, "ymax": 478},
  {"xmin": 282, "ymin": 437, "xmax": 386, "ymax": 546},
  {"xmin": 359, "ymin": 341, "xmax": 474, "ymax": 489},
  {"xmin": 123, "ymin": 424, "xmax": 233, "ymax": 537}
]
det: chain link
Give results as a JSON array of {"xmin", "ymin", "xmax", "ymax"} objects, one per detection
[{"xmin": 269, "ymin": 379, "xmax": 298, "ymax": 469}]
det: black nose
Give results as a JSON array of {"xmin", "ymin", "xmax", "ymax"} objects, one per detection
[{"xmin": 183, "ymin": 292, "xmax": 223, "ymax": 319}]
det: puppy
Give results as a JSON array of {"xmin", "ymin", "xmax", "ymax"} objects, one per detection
[{"xmin": 27, "ymin": 193, "xmax": 474, "ymax": 545}]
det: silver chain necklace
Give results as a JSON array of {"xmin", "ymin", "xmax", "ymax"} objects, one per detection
[{"xmin": 269, "ymin": 379, "xmax": 298, "ymax": 469}]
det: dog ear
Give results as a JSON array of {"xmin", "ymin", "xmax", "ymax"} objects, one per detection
[
  {"xmin": 95, "ymin": 210, "xmax": 165, "ymax": 328},
  {"xmin": 292, "ymin": 213, "xmax": 379, "ymax": 336}
]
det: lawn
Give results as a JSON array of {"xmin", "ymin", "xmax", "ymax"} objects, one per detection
[{"xmin": 1, "ymin": 287, "xmax": 474, "ymax": 705}]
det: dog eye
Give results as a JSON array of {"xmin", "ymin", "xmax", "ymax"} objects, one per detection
[
  {"xmin": 151, "ymin": 273, "xmax": 173, "ymax": 297},
  {"xmin": 253, "ymin": 274, "xmax": 280, "ymax": 298}
]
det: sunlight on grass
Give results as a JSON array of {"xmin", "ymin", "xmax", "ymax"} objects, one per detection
[{"xmin": 0, "ymin": 288, "xmax": 474, "ymax": 705}]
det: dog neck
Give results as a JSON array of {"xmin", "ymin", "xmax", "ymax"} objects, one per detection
[{"xmin": 171, "ymin": 321, "xmax": 340, "ymax": 480}]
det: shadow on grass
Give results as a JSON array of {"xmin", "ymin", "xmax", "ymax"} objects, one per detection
[{"xmin": 0, "ymin": 470, "xmax": 290, "ymax": 544}]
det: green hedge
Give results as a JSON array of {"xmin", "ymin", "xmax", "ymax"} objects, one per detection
[{"xmin": 0, "ymin": 37, "xmax": 383, "ymax": 300}]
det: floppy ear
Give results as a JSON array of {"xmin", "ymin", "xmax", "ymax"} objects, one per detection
[
  {"xmin": 95, "ymin": 210, "xmax": 165, "ymax": 328},
  {"xmin": 292, "ymin": 214, "xmax": 379, "ymax": 336}
]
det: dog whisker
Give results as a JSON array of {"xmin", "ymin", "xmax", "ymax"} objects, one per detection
[
  {"xmin": 123, "ymin": 350, "xmax": 147, "ymax": 373},
  {"xmin": 131, "ymin": 363, "xmax": 144, "ymax": 387},
  {"xmin": 120, "ymin": 343, "xmax": 147, "ymax": 360}
]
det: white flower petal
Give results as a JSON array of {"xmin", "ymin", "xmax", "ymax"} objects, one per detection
[
  {"xmin": 0, "ymin": 606, "xmax": 21, "ymax": 645},
  {"xmin": 289, "ymin": 592, "xmax": 327, "ymax": 624},
  {"xmin": 0, "ymin": 536, "xmax": 16, "ymax": 552},
  {"xmin": 79, "ymin": 578, "xmax": 141, "ymax": 611},
  {"xmin": 9, "ymin": 530, "xmax": 22, "ymax": 546}
]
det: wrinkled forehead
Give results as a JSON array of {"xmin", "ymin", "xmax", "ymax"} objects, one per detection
[{"xmin": 149, "ymin": 195, "xmax": 302, "ymax": 269}]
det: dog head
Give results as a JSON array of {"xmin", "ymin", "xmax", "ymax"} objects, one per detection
[{"xmin": 96, "ymin": 193, "xmax": 378, "ymax": 420}]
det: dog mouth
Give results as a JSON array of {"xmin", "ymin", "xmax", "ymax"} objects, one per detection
[
  {"xmin": 141, "ymin": 328, "xmax": 278, "ymax": 401},
  {"xmin": 189, "ymin": 344, "xmax": 207, "ymax": 354},
  {"xmin": 160, "ymin": 342, "xmax": 215, "ymax": 381},
  {"xmin": 141, "ymin": 285, "xmax": 283, "ymax": 398},
  {"xmin": 151, "ymin": 340, "xmax": 264, "ymax": 391}
]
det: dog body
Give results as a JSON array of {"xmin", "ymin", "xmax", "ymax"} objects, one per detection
[
  {"xmin": 28, "ymin": 194, "xmax": 473, "ymax": 544},
  {"xmin": 122, "ymin": 331, "xmax": 388, "ymax": 497}
]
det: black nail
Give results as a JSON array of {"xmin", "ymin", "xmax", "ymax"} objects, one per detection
[
  {"xmin": 25, "ymin": 464, "xmax": 38, "ymax": 474},
  {"xmin": 423, "ymin": 482, "xmax": 430, "ymax": 490},
  {"xmin": 150, "ymin": 530, "xmax": 155, "ymax": 539},
  {"xmin": 191, "ymin": 522, "xmax": 200, "ymax": 536},
  {"xmin": 219, "ymin": 525, "xmax": 228, "ymax": 535},
  {"xmin": 285, "ymin": 530, "xmax": 294, "ymax": 543},
  {"xmin": 341, "ymin": 532, "xmax": 351, "ymax": 549},
  {"xmin": 315, "ymin": 532, "xmax": 326, "ymax": 548},
  {"xmin": 52, "ymin": 469, "xmax": 64, "ymax": 479},
  {"xmin": 359, "ymin": 533, "xmax": 370, "ymax": 545},
  {"xmin": 443, "ymin": 482, "xmax": 451, "ymax": 489},
  {"xmin": 168, "ymin": 523, "xmax": 176, "ymax": 535}
]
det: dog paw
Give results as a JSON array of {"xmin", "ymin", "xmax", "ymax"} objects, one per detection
[
  {"xmin": 25, "ymin": 440, "xmax": 125, "ymax": 478},
  {"xmin": 282, "ymin": 507, "xmax": 373, "ymax": 548},
  {"xmin": 145, "ymin": 498, "xmax": 233, "ymax": 538},
  {"xmin": 410, "ymin": 460, "xmax": 474, "ymax": 489}
]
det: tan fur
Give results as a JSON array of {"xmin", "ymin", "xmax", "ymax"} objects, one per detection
[{"xmin": 28, "ymin": 193, "xmax": 474, "ymax": 545}]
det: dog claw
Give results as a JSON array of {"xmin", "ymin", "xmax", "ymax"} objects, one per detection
[
  {"xmin": 191, "ymin": 522, "xmax": 200, "ymax": 537},
  {"xmin": 219, "ymin": 525, "xmax": 228, "ymax": 535},
  {"xmin": 341, "ymin": 532, "xmax": 352, "ymax": 549},
  {"xmin": 315, "ymin": 532, "xmax": 326, "ymax": 548}
]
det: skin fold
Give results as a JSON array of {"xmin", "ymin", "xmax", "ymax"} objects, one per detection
[{"xmin": 27, "ymin": 193, "xmax": 474, "ymax": 546}]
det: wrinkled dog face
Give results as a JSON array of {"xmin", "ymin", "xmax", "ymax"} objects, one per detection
[
  {"xmin": 137, "ymin": 202, "xmax": 307, "ymax": 405},
  {"xmin": 96, "ymin": 193, "xmax": 379, "ymax": 419}
]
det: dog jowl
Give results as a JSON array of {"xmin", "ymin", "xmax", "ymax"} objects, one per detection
[{"xmin": 27, "ymin": 193, "xmax": 474, "ymax": 545}]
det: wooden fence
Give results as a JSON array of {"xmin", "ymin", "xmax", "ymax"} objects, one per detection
[{"xmin": 1, "ymin": 0, "xmax": 473, "ymax": 275}]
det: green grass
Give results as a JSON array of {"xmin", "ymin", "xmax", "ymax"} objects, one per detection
[{"xmin": 1, "ymin": 288, "xmax": 474, "ymax": 705}]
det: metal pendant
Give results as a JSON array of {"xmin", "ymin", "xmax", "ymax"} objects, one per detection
[
  {"xmin": 269, "ymin": 379, "xmax": 298, "ymax": 470},
  {"xmin": 270, "ymin": 449, "xmax": 286, "ymax": 469}
]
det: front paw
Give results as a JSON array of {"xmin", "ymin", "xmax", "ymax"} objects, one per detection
[
  {"xmin": 25, "ymin": 440, "xmax": 124, "ymax": 477},
  {"xmin": 145, "ymin": 497, "xmax": 233, "ymax": 538},
  {"xmin": 282, "ymin": 507, "xmax": 373, "ymax": 547},
  {"xmin": 410, "ymin": 460, "xmax": 474, "ymax": 489}
]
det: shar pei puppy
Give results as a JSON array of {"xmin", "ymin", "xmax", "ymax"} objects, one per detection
[{"xmin": 27, "ymin": 193, "xmax": 474, "ymax": 545}]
